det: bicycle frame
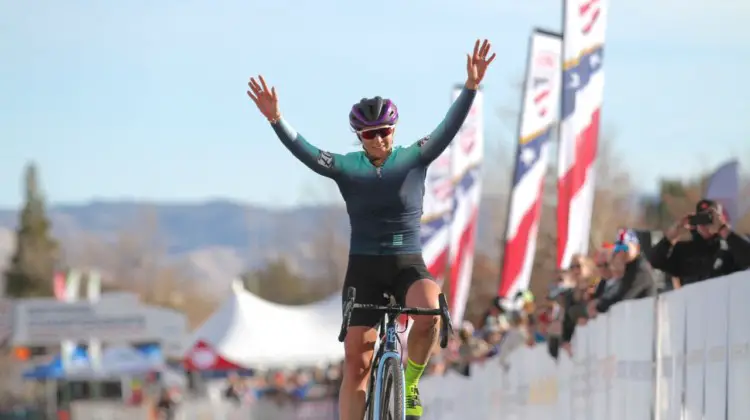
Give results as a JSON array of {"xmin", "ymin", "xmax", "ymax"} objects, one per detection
[
  {"xmin": 338, "ymin": 287, "xmax": 452, "ymax": 420},
  {"xmin": 370, "ymin": 312, "xmax": 404, "ymax": 419}
]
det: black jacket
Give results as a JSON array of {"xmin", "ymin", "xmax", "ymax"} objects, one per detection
[
  {"xmin": 648, "ymin": 230, "xmax": 750, "ymax": 286},
  {"xmin": 560, "ymin": 288, "xmax": 587, "ymax": 343},
  {"xmin": 596, "ymin": 256, "xmax": 656, "ymax": 313}
]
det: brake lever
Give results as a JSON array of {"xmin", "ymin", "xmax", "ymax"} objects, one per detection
[
  {"xmin": 338, "ymin": 300, "xmax": 353, "ymax": 343},
  {"xmin": 438, "ymin": 293, "xmax": 452, "ymax": 349},
  {"xmin": 338, "ymin": 287, "xmax": 357, "ymax": 343}
]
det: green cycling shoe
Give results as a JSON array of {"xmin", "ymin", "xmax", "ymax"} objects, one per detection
[{"xmin": 405, "ymin": 384, "xmax": 423, "ymax": 419}]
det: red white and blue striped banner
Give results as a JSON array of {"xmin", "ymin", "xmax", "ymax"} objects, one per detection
[
  {"xmin": 557, "ymin": 0, "xmax": 609, "ymax": 269},
  {"xmin": 447, "ymin": 88, "xmax": 483, "ymax": 327},
  {"xmin": 499, "ymin": 29, "xmax": 562, "ymax": 298},
  {"xmin": 420, "ymin": 139, "xmax": 453, "ymax": 287}
]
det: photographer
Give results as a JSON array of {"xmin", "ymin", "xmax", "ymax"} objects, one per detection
[
  {"xmin": 648, "ymin": 199, "xmax": 750, "ymax": 286},
  {"xmin": 589, "ymin": 229, "xmax": 656, "ymax": 316}
]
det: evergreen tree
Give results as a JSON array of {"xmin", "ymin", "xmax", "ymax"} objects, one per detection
[{"xmin": 3, "ymin": 163, "xmax": 58, "ymax": 297}]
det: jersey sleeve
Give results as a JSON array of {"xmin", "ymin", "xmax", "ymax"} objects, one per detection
[
  {"xmin": 415, "ymin": 86, "xmax": 477, "ymax": 164},
  {"xmin": 271, "ymin": 118, "xmax": 342, "ymax": 179}
]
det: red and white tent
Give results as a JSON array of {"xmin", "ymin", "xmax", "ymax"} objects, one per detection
[{"xmin": 183, "ymin": 282, "xmax": 344, "ymax": 370}]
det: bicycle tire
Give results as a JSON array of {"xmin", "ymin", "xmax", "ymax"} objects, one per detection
[
  {"xmin": 365, "ymin": 373, "xmax": 376, "ymax": 420},
  {"xmin": 378, "ymin": 357, "xmax": 404, "ymax": 420}
]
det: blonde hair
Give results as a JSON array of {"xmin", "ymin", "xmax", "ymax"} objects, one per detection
[{"xmin": 570, "ymin": 253, "xmax": 597, "ymax": 285}]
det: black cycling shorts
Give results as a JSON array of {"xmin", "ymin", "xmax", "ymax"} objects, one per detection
[{"xmin": 342, "ymin": 254, "xmax": 434, "ymax": 328}]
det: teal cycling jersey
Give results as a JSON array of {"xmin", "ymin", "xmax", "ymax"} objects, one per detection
[{"xmin": 271, "ymin": 87, "xmax": 476, "ymax": 255}]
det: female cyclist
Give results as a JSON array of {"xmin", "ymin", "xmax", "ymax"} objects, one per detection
[{"xmin": 247, "ymin": 39, "xmax": 495, "ymax": 420}]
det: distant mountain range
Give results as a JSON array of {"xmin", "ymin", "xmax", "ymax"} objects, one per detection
[{"xmin": 0, "ymin": 197, "xmax": 509, "ymax": 296}]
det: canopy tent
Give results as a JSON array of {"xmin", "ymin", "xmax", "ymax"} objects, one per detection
[{"xmin": 184, "ymin": 282, "xmax": 344, "ymax": 369}]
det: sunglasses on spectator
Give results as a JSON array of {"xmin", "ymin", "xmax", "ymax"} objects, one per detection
[
  {"xmin": 358, "ymin": 126, "xmax": 394, "ymax": 140},
  {"xmin": 569, "ymin": 264, "xmax": 581, "ymax": 270}
]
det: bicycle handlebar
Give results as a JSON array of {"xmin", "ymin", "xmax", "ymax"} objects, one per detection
[{"xmin": 338, "ymin": 286, "xmax": 454, "ymax": 349}]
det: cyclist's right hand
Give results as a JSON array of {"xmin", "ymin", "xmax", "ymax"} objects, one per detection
[{"xmin": 247, "ymin": 75, "xmax": 281, "ymax": 122}]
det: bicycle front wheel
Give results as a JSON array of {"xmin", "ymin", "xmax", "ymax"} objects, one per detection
[{"xmin": 378, "ymin": 357, "xmax": 404, "ymax": 420}]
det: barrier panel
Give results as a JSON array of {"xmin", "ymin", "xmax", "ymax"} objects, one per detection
[
  {"xmin": 420, "ymin": 271, "xmax": 750, "ymax": 420},
  {"xmin": 71, "ymin": 401, "xmax": 148, "ymax": 419},
  {"xmin": 70, "ymin": 398, "xmax": 337, "ymax": 420}
]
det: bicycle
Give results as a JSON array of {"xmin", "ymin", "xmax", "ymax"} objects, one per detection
[{"xmin": 338, "ymin": 286, "xmax": 453, "ymax": 420}]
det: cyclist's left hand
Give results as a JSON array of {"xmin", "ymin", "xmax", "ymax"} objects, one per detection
[{"xmin": 466, "ymin": 39, "xmax": 496, "ymax": 90}]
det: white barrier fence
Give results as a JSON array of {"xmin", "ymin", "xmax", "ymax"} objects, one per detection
[
  {"xmin": 71, "ymin": 398, "xmax": 337, "ymax": 419},
  {"xmin": 420, "ymin": 271, "xmax": 750, "ymax": 420}
]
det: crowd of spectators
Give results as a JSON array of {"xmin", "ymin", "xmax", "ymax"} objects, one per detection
[
  {"xmin": 423, "ymin": 197, "xmax": 750, "ymax": 376},
  {"xmin": 211, "ymin": 198, "xmax": 750, "ymax": 405},
  {"xmin": 218, "ymin": 363, "xmax": 343, "ymax": 405}
]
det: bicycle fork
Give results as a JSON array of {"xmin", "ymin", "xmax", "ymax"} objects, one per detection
[{"xmin": 372, "ymin": 323, "xmax": 405, "ymax": 419}]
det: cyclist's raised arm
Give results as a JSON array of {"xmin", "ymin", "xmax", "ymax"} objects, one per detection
[
  {"xmin": 416, "ymin": 39, "xmax": 496, "ymax": 165},
  {"xmin": 271, "ymin": 119, "xmax": 342, "ymax": 179},
  {"xmin": 246, "ymin": 75, "xmax": 342, "ymax": 179},
  {"xmin": 416, "ymin": 86, "xmax": 476, "ymax": 165}
]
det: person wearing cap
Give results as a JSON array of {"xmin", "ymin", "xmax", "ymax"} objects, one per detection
[
  {"xmin": 589, "ymin": 228, "xmax": 657, "ymax": 316},
  {"xmin": 648, "ymin": 199, "xmax": 750, "ymax": 286}
]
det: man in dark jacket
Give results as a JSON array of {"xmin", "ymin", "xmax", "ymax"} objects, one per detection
[
  {"xmin": 590, "ymin": 229, "xmax": 657, "ymax": 315},
  {"xmin": 648, "ymin": 199, "xmax": 750, "ymax": 286}
]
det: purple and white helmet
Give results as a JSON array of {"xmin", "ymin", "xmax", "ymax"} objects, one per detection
[{"xmin": 349, "ymin": 96, "xmax": 399, "ymax": 131}]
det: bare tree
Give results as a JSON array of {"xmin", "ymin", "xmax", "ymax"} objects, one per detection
[
  {"xmin": 588, "ymin": 132, "xmax": 638, "ymax": 249},
  {"xmin": 311, "ymin": 207, "xmax": 348, "ymax": 293},
  {"xmin": 528, "ymin": 183, "xmax": 558, "ymax": 302},
  {"xmin": 464, "ymin": 253, "xmax": 501, "ymax": 324},
  {"xmin": 65, "ymin": 207, "xmax": 217, "ymax": 327},
  {"xmin": 304, "ymin": 182, "xmax": 349, "ymax": 295}
]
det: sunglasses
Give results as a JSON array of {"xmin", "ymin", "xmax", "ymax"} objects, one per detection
[
  {"xmin": 569, "ymin": 264, "xmax": 581, "ymax": 270},
  {"xmin": 358, "ymin": 126, "xmax": 394, "ymax": 140}
]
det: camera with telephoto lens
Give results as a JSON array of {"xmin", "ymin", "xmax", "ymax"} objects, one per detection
[{"xmin": 688, "ymin": 211, "xmax": 713, "ymax": 226}]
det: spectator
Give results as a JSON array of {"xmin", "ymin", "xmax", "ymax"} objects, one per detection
[
  {"xmin": 154, "ymin": 388, "xmax": 176, "ymax": 420},
  {"xmin": 495, "ymin": 311, "xmax": 527, "ymax": 370},
  {"xmin": 223, "ymin": 372, "xmax": 246, "ymax": 404},
  {"xmin": 648, "ymin": 199, "xmax": 750, "ymax": 286},
  {"xmin": 479, "ymin": 296, "xmax": 506, "ymax": 331},
  {"xmin": 556, "ymin": 258, "xmax": 590, "ymax": 346},
  {"xmin": 540, "ymin": 287, "xmax": 565, "ymax": 358},
  {"xmin": 426, "ymin": 349, "xmax": 448, "ymax": 376},
  {"xmin": 286, "ymin": 371, "xmax": 312, "ymax": 402},
  {"xmin": 525, "ymin": 311, "xmax": 545, "ymax": 344},
  {"xmin": 590, "ymin": 244, "xmax": 613, "ymax": 299},
  {"xmin": 590, "ymin": 229, "xmax": 657, "ymax": 316},
  {"xmin": 455, "ymin": 321, "xmax": 489, "ymax": 376},
  {"xmin": 591, "ymin": 244, "xmax": 617, "ymax": 300},
  {"xmin": 483, "ymin": 322, "xmax": 504, "ymax": 357}
]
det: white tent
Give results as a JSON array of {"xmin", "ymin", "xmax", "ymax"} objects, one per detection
[{"xmin": 185, "ymin": 282, "xmax": 344, "ymax": 368}]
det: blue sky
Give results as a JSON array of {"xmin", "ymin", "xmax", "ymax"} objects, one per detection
[{"xmin": 1, "ymin": 0, "xmax": 748, "ymax": 208}]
